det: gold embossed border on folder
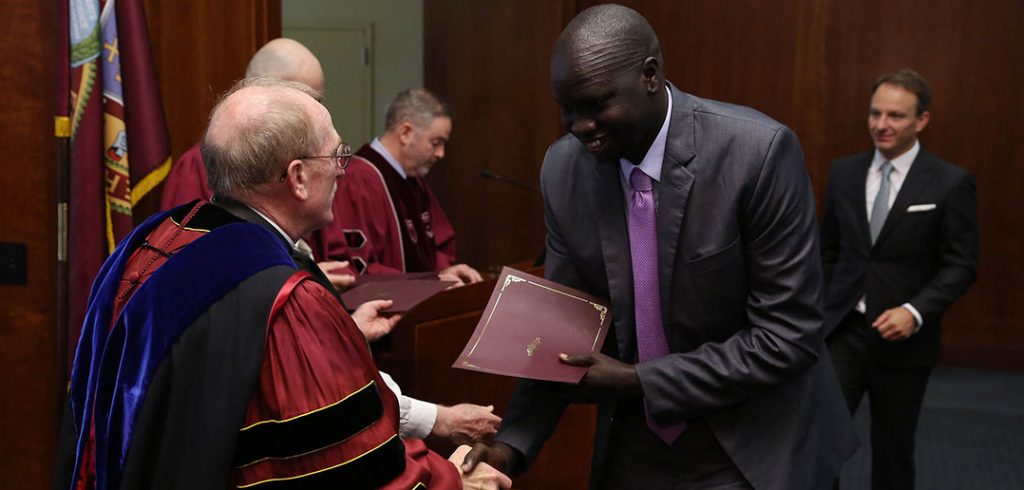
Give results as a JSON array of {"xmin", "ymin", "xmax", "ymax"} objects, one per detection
[{"xmin": 454, "ymin": 267, "xmax": 612, "ymax": 383}]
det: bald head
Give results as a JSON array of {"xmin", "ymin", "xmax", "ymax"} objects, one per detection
[
  {"xmin": 246, "ymin": 38, "xmax": 325, "ymax": 93},
  {"xmin": 203, "ymin": 78, "xmax": 331, "ymax": 198},
  {"xmin": 550, "ymin": 4, "xmax": 667, "ymax": 165},
  {"xmin": 553, "ymin": 4, "xmax": 662, "ymax": 92}
]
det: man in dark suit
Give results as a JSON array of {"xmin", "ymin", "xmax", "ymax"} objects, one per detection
[
  {"xmin": 821, "ymin": 69, "xmax": 978, "ymax": 490},
  {"xmin": 463, "ymin": 4, "xmax": 857, "ymax": 489}
]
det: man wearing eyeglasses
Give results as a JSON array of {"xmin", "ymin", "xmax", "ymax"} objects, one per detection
[
  {"xmin": 159, "ymin": 38, "xmax": 500, "ymax": 454},
  {"xmin": 160, "ymin": 38, "xmax": 359, "ymax": 292},
  {"xmin": 55, "ymin": 78, "xmax": 511, "ymax": 490},
  {"xmin": 310, "ymin": 88, "xmax": 484, "ymax": 287},
  {"xmin": 161, "ymin": 37, "xmax": 325, "ymax": 209}
]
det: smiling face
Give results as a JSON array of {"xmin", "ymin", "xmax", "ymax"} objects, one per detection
[
  {"xmin": 551, "ymin": 47, "xmax": 664, "ymax": 165},
  {"xmin": 868, "ymin": 82, "xmax": 930, "ymax": 159}
]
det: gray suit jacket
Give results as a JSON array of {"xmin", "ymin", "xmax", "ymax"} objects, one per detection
[{"xmin": 495, "ymin": 84, "xmax": 857, "ymax": 490}]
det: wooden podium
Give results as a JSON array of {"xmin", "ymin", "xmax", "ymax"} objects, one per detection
[{"xmin": 372, "ymin": 267, "xmax": 595, "ymax": 489}]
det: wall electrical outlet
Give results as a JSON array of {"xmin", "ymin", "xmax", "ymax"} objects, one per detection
[{"xmin": 0, "ymin": 242, "xmax": 27, "ymax": 285}]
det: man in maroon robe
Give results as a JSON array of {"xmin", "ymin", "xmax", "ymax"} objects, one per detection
[
  {"xmin": 310, "ymin": 88, "xmax": 483, "ymax": 285},
  {"xmin": 159, "ymin": 38, "xmax": 500, "ymax": 451},
  {"xmin": 161, "ymin": 37, "xmax": 355, "ymax": 292},
  {"xmin": 161, "ymin": 38, "xmax": 325, "ymax": 209},
  {"xmin": 55, "ymin": 78, "xmax": 511, "ymax": 490}
]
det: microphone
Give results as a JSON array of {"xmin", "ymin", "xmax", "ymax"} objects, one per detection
[{"xmin": 480, "ymin": 169, "xmax": 541, "ymax": 194}]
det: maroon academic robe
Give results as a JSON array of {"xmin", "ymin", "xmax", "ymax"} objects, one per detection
[
  {"xmin": 160, "ymin": 142, "xmax": 212, "ymax": 210},
  {"xmin": 58, "ymin": 202, "xmax": 460, "ymax": 489},
  {"xmin": 310, "ymin": 144, "xmax": 456, "ymax": 275},
  {"xmin": 236, "ymin": 275, "xmax": 460, "ymax": 489}
]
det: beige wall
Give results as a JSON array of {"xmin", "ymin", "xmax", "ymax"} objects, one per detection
[{"xmin": 283, "ymin": 0, "xmax": 423, "ymax": 142}]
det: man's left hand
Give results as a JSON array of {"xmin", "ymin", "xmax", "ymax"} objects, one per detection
[
  {"xmin": 558, "ymin": 352, "xmax": 641, "ymax": 402},
  {"xmin": 350, "ymin": 300, "xmax": 402, "ymax": 341},
  {"xmin": 439, "ymin": 263, "xmax": 484, "ymax": 286},
  {"xmin": 872, "ymin": 306, "xmax": 917, "ymax": 342},
  {"xmin": 316, "ymin": 260, "xmax": 356, "ymax": 292}
]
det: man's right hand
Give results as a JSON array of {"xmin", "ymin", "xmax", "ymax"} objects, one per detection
[
  {"xmin": 350, "ymin": 299, "xmax": 401, "ymax": 342},
  {"xmin": 449, "ymin": 444, "xmax": 513, "ymax": 490},
  {"xmin": 460, "ymin": 442, "xmax": 519, "ymax": 477},
  {"xmin": 433, "ymin": 404, "xmax": 502, "ymax": 446}
]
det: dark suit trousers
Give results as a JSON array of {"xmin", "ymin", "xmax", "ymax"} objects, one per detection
[
  {"xmin": 599, "ymin": 399, "xmax": 751, "ymax": 490},
  {"xmin": 828, "ymin": 311, "xmax": 931, "ymax": 490}
]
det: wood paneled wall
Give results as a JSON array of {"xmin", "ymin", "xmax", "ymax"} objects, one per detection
[
  {"xmin": 143, "ymin": 0, "xmax": 280, "ymax": 161},
  {"xmin": 138, "ymin": 0, "xmax": 281, "ymax": 220},
  {"xmin": 425, "ymin": 0, "xmax": 1024, "ymax": 373},
  {"xmin": 424, "ymin": 0, "xmax": 572, "ymax": 275},
  {"xmin": 0, "ymin": 1, "xmax": 59, "ymax": 487}
]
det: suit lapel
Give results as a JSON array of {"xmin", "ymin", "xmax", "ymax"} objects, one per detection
[
  {"xmin": 874, "ymin": 150, "xmax": 936, "ymax": 247},
  {"xmin": 593, "ymin": 84, "xmax": 696, "ymax": 358},
  {"xmin": 851, "ymin": 155, "xmax": 872, "ymax": 251},
  {"xmin": 588, "ymin": 156, "xmax": 636, "ymax": 359},
  {"xmin": 658, "ymin": 85, "xmax": 696, "ymax": 339}
]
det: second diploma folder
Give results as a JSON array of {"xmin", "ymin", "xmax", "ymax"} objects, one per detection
[{"xmin": 453, "ymin": 267, "xmax": 612, "ymax": 383}]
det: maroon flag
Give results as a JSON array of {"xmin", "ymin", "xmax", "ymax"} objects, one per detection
[{"xmin": 66, "ymin": 0, "xmax": 171, "ymax": 354}]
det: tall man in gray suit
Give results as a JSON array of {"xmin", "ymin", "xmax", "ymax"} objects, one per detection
[
  {"xmin": 463, "ymin": 4, "xmax": 857, "ymax": 489},
  {"xmin": 822, "ymin": 70, "xmax": 978, "ymax": 490}
]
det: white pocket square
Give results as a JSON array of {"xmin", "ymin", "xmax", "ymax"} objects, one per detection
[{"xmin": 907, "ymin": 203, "xmax": 936, "ymax": 212}]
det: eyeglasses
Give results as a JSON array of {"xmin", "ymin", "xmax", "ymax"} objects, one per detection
[
  {"xmin": 300, "ymin": 142, "xmax": 352, "ymax": 170},
  {"xmin": 280, "ymin": 142, "xmax": 352, "ymax": 181}
]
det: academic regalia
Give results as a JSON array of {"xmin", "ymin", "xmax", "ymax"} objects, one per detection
[
  {"xmin": 309, "ymin": 144, "xmax": 456, "ymax": 275},
  {"xmin": 54, "ymin": 201, "xmax": 459, "ymax": 490},
  {"xmin": 160, "ymin": 142, "xmax": 212, "ymax": 211}
]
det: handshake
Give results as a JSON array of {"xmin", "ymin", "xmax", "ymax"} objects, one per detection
[{"xmin": 448, "ymin": 443, "xmax": 513, "ymax": 490}]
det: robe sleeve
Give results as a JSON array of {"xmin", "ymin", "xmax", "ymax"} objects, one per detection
[{"xmin": 232, "ymin": 275, "xmax": 459, "ymax": 489}]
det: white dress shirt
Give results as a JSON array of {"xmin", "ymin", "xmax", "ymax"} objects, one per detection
[
  {"xmin": 618, "ymin": 85, "xmax": 672, "ymax": 207},
  {"xmin": 380, "ymin": 372, "xmax": 437, "ymax": 439},
  {"xmin": 856, "ymin": 140, "xmax": 924, "ymax": 330}
]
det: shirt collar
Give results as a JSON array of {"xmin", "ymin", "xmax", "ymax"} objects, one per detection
[
  {"xmin": 872, "ymin": 139, "xmax": 920, "ymax": 175},
  {"xmin": 246, "ymin": 205, "xmax": 299, "ymax": 250},
  {"xmin": 620, "ymin": 85, "xmax": 672, "ymax": 185},
  {"xmin": 371, "ymin": 137, "xmax": 408, "ymax": 179}
]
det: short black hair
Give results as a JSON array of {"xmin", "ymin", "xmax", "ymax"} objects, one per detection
[{"xmin": 872, "ymin": 69, "xmax": 932, "ymax": 115}]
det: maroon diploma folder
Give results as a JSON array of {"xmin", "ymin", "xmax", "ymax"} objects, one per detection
[
  {"xmin": 340, "ymin": 278, "xmax": 455, "ymax": 313},
  {"xmin": 453, "ymin": 267, "xmax": 612, "ymax": 383},
  {"xmin": 351, "ymin": 271, "xmax": 438, "ymax": 286}
]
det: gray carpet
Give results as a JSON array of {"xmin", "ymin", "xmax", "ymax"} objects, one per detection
[{"xmin": 840, "ymin": 366, "xmax": 1024, "ymax": 489}]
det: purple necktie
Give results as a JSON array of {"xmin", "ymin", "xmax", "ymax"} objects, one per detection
[{"xmin": 628, "ymin": 167, "xmax": 686, "ymax": 445}]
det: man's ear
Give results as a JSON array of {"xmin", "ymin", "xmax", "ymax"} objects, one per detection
[
  {"xmin": 397, "ymin": 122, "xmax": 416, "ymax": 145},
  {"xmin": 915, "ymin": 110, "xmax": 930, "ymax": 133},
  {"xmin": 284, "ymin": 159, "xmax": 311, "ymax": 200},
  {"xmin": 641, "ymin": 57, "xmax": 661, "ymax": 93}
]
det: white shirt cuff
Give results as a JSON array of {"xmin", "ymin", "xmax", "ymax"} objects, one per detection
[
  {"xmin": 378, "ymin": 371, "xmax": 437, "ymax": 439},
  {"xmin": 902, "ymin": 303, "xmax": 924, "ymax": 333},
  {"xmin": 399, "ymin": 396, "xmax": 438, "ymax": 440}
]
